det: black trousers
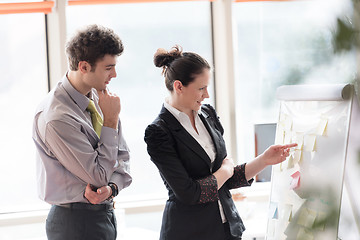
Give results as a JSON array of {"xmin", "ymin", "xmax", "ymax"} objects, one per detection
[{"xmin": 46, "ymin": 205, "xmax": 117, "ymax": 240}]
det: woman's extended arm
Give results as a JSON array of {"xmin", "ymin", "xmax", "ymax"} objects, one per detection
[{"xmin": 245, "ymin": 143, "xmax": 297, "ymax": 181}]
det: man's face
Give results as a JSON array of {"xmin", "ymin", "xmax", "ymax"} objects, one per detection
[{"xmin": 86, "ymin": 54, "xmax": 118, "ymax": 91}]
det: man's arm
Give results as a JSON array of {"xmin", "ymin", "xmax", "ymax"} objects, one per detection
[{"xmin": 84, "ymin": 90, "xmax": 132, "ymax": 203}]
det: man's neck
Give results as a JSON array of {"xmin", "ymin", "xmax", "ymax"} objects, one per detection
[{"xmin": 67, "ymin": 70, "xmax": 91, "ymax": 95}]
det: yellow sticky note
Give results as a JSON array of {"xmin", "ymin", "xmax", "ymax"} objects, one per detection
[
  {"xmin": 284, "ymin": 131, "xmax": 292, "ymax": 145},
  {"xmin": 297, "ymin": 208, "xmax": 316, "ymax": 228},
  {"xmin": 287, "ymin": 154, "xmax": 295, "ymax": 169},
  {"xmin": 293, "ymin": 149, "xmax": 302, "ymax": 165},
  {"xmin": 304, "ymin": 134, "xmax": 316, "ymax": 152},
  {"xmin": 316, "ymin": 118, "xmax": 328, "ymax": 136},
  {"xmin": 294, "ymin": 133, "xmax": 304, "ymax": 150},
  {"xmin": 314, "ymin": 211, "xmax": 326, "ymax": 231},
  {"xmin": 284, "ymin": 117, "xmax": 293, "ymax": 131},
  {"xmin": 306, "ymin": 209, "xmax": 317, "ymax": 228},
  {"xmin": 282, "ymin": 204, "xmax": 293, "ymax": 222},
  {"xmin": 296, "ymin": 228, "xmax": 314, "ymax": 240}
]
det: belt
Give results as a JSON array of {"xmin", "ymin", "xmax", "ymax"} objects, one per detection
[{"xmin": 57, "ymin": 202, "xmax": 114, "ymax": 211}]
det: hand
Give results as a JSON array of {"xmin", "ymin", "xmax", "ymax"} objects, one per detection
[
  {"xmin": 213, "ymin": 157, "xmax": 235, "ymax": 189},
  {"xmin": 221, "ymin": 157, "xmax": 235, "ymax": 179},
  {"xmin": 84, "ymin": 184, "xmax": 112, "ymax": 204},
  {"xmin": 262, "ymin": 143, "xmax": 297, "ymax": 166},
  {"xmin": 97, "ymin": 89, "xmax": 120, "ymax": 129}
]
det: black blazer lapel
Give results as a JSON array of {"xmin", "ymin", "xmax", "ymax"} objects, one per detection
[
  {"xmin": 159, "ymin": 106, "xmax": 212, "ymax": 169},
  {"xmin": 199, "ymin": 108, "xmax": 227, "ymax": 172}
]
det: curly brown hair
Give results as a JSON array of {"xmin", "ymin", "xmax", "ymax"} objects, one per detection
[{"xmin": 65, "ymin": 24, "xmax": 124, "ymax": 71}]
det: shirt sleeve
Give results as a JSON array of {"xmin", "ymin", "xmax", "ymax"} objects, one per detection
[
  {"xmin": 226, "ymin": 163, "xmax": 254, "ymax": 190},
  {"xmin": 45, "ymin": 119, "xmax": 124, "ymax": 187},
  {"xmin": 108, "ymin": 120, "xmax": 132, "ymax": 191},
  {"xmin": 144, "ymin": 123, "xmax": 219, "ymax": 205}
]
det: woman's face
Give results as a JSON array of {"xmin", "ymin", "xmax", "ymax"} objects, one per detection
[{"xmin": 179, "ymin": 68, "xmax": 210, "ymax": 112}]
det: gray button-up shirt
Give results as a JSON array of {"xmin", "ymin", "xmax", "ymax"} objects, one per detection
[{"xmin": 32, "ymin": 75, "xmax": 131, "ymax": 205}]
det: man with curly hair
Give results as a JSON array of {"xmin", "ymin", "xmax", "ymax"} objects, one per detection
[{"xmin": 32, "ymin": 24, "xmax": 132, "ymax": 240}]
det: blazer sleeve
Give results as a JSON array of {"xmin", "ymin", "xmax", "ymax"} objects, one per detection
[
  {"xmin": 226, "ymin": 163, "xmax": 254, "ymax": 190},
  {"xmin": 144, "ymin": 122, "xmax": 219, "ymax": 205}
]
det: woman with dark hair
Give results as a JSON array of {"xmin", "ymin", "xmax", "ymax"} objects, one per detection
[{"xmin": 144, "ymin": 45, "xmax": 296, "ymax": 240}]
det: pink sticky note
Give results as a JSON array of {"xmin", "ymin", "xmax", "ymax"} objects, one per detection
[{"xmin": 290, "ymin": 171, "xmax": 301, "ymax": 190}]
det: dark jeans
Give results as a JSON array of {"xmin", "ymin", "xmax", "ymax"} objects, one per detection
[
  {"xmin": 224, "ymin": 222, "xmax": 242, "ymax": 240},
  {"xmin": 46, "ymin": 205, "xmax": 117, "ymax": 240}
]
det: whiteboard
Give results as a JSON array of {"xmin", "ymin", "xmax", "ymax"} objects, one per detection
[{"xmin": 266, "ymin": 84, "xmax": 359, "ymax": 240}]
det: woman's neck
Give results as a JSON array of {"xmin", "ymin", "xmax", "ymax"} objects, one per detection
[{"xmin": 170, "ymin": 97, "xmax": 196, "ymax": 119}]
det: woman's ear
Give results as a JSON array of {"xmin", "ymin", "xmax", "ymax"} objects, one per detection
[{"xmin": 173, "ymin": 80, "xmax": 183, "ymax": 94}]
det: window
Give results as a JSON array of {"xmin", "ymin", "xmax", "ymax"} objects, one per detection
[
  {"xmin": 233, "ymin": 0, "xmax": 356, "ymax": 165},
  {"xmin": 0, "ymin": 13, "xmax": 48, "ymax": 212},
  {"xmin": 66, "ymin": 1, "xmax": 214, "ymax": 199}
]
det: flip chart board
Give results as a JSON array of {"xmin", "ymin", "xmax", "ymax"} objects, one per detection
[{"xmin": 266, "ymin": 84, "xmax": 360, "ymax": 240}]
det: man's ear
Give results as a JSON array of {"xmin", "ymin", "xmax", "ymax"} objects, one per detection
[
  {"xmin": 78, "ymin": 61, "xmax": 91, "ymax": 73},
  {"xmin": 173, "ymin": 80, "xmax": 183, "ymax": 94}
]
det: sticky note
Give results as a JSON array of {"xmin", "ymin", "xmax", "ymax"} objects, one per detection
[
  {"xmin": 269, "ymin": 202, "xmax": 278, "ymax": 219},
  {"xmin": 284, "ymin": 117, "xmax": 293, "ymax": 131},
  {"xmin": 296, "ymin": 227, "xmax": 314, "ymax": 240},
  {"xmin": 297, "ymin": 208, "xmax": 316, "ymax": 228},
  {"xmin": 267, "ymin": 219, "xmax": 276, "ymax": 237},
  {"xmin": 279, "ymin": 113, "xmax": 286, "ymax": 122},
  {"xmin": 316, "ymin": 118, "xmax": 328, "ymax": 136},
  {"xmin": 311, "ymin": 151, "xmax": 316, "ymax": 161},
  {"xmin": 304, "ymin": 134, "xmax": 316, "ymax": 152},
  {"xmin": 287, "ymin": 154, "xmax": 295, "ymax": 169},
  {"xmin": 294, "ymin": 133, "xmax": 304, "ymax": 150},
  {"xmin": 290, "ymin": 171, "xmax": 301, "ymax": 190},
  {"xmin": 306, "ymin": 209, "xmax": 317, "ymax": 228},
  {"xmin": 275, "ymin": 128, "xmax": 285, "ymax": 145},
  {"xmin": 282, "ymin": 204, "xmax": 293, "ymax": 222},
  {"xmin": 314, "ymin": 211, "xmax": 326, "ymax": 231},
  {"xmin": 293, "ymin": 149, "xmax": 302, "ymax": 165},
  {"xmin": 284, "ymin": 131, "xmax": 292, "ymax": 145},
  {"xmin": 273, "ymin": 207, "xmax": 279, "ymax": 219}
]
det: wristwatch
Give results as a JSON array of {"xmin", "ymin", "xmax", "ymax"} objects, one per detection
[{"xmin": 107, "ymin": 182, "xmax": 118, "ymax": 201}]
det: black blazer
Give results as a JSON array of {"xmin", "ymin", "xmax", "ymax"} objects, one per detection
[{"xmin": 144, "ymin": 104, "xmax": 253, "ymax": 240}]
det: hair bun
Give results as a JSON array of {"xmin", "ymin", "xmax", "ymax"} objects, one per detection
[{"xmin": 153, "ymin": 45, "xmax": 182, "ymax": 68}]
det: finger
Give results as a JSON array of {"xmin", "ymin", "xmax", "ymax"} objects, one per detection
[
  {"xmin": 97, "ymin": 186, "xmax": 110, "ymax": 196},
  {"xmin": 281, "ymin": 143, "xmax": 298, "ymax": 149},
  {"xmin": 97, "ymin": 89, "xmax": 104, "ymax": 96},
  {"xmin": 85, "ymin": 183, "xmax": 92, "ymax": 193},
  {"xmin": 284, "ymin": 150, "xmax": 290, "ymax": 157}
]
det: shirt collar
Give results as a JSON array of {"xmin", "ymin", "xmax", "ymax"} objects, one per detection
[
  {"xmin": 164, "ymin": 98, "xmax": 199, "ymax": 121},
  {"xmin": 62, "ymin": 74, "xmax": 91, "ymax": 112}
]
